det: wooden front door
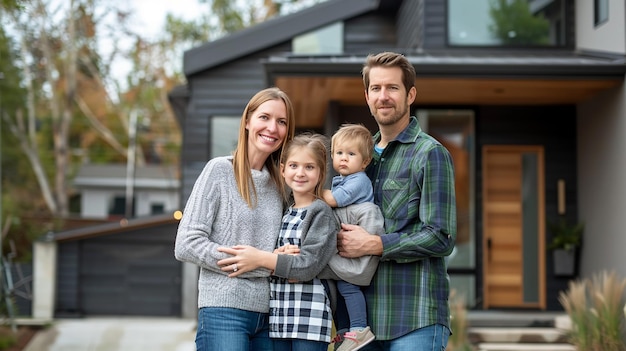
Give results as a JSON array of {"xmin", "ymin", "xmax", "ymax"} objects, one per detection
[{"xmin": 482, "ymin": 145, "xmax": 546, "ymax": 309}]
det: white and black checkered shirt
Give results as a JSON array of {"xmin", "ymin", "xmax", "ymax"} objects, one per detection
[{"xmin": 269, "ymin": 206, "xmax": 333, "ymax": 342}]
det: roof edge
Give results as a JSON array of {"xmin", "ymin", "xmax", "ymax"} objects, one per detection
[
  {"xmin": 183, "ymin": 0, "xmax": 380, "ymax": 76},
  {"xmin": 262, "ymin": 54, "xmax": 626, "ymax": 79},
  {"xmin": 47, "ymin": 214, "xmax": 180, "ymax": 243}
]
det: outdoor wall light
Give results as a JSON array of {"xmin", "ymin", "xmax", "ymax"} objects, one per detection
[{"xmin": 558, "ymin": 179, "xmax": 566, "ymax": 215}]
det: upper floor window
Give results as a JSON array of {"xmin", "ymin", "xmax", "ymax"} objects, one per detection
[
  {"xmin": 448, "ymin": 0, "xmax": 565, "ymax": 47},
  {"xmin": 293, "ymin": 22, "xmax": 343, "ymax": 54},
  {"xmin": 594, "ymin": 0, "xmax": 608, "ymax": 26}
]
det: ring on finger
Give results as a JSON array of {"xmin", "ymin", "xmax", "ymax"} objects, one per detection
[{"xmin": 233, "ymin": 263, "xmax": 238, "ymax": 272}]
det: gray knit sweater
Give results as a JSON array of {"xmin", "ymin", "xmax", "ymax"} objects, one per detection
[{"xmin": 174, "ymin": 156, "xmax": 284, "ymax": 313}]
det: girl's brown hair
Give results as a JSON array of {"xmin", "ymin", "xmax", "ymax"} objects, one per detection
[
  {"xmin": 233, "ymin": 87, "xmax": 296, "ymax": 207},
  {"xmin": 281, "ymin": 133, "xmax": 328, "ymax": 200}
]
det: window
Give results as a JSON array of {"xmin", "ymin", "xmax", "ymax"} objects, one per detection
[
  {"xmin": 418, "ymin": 109, "xmax": 476, "ymax": 306},
  {"xmin": 109, "ymin": 196, "xmax": 134, "ymax": 218},
  {"xmin": 151, "ymin": 203, "xmax": 165, "ymax": 215},
  {"xmin": 448, "ymin": 0, "xmax": 565, "ymax": 46},
  {"xmin": 211, "ymin": 117, "xmax": 240, "ymax": 158},
  {"xmin": 293, "ymin": 22, "xmax": 343, "ymax": 54},
  {"xmin": 594, "ymin": 0, "xmax": 608, "ymax": 26}
]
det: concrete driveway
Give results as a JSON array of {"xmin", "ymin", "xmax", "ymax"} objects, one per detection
[{"xmin": 23, "ymin": 317, "xmax": 196, "ymax": 351}]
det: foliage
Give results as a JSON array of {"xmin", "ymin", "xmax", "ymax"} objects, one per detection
[
  {"xmin": 447, "ymin": 289, "xmax": 476, "ymax": 351},
  {"xmin": 547, "ymin": 218, "xmax": 584, "ymax": 252},
  {"xmin": 558, "ymin": 271, "xmax": 626, "ymax": 351},
  {"xmin": 1, "ymin": 23, "xmax": 52, "ymax": 256},
  {"xmin": 0, "ymin": 331, "xmax": 16, "ymax": 350},
  {"xmin": 0, "ymin": 0, "xmax": 327, "ymax": 260},
  {"xmin": 1, "ymin": 0, "xmax": 186, "ymax": 219},
  {"xmin": 489, "ymin": 0, "xmax": 550, "ymax": 45}
]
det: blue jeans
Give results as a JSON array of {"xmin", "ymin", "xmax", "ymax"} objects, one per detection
[
  {"xmin": 362, "ymin": 324, "xmax": 450, "ymax": 351},
  {"xmin": 195, "ymin": 307, "xmax": 273, "ymax": 351},
  {"xmin": 273, "ymin": 338, "xmax": 329, "ymax": 351},
  {"xmin": 337, "ymin": 280, "xmax": 368, "ymax": 329}
]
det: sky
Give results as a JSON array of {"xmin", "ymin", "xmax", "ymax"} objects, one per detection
[
  {"xmin": 128, "ymin": 0, "xmax": 206, "ymax": 40},
  {"xmin": 98, "ymin": 0, "xmax": 207, "ymax": 88}
]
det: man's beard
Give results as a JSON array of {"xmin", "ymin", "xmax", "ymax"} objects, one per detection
[{"xmin": 371, "ymin": 103, "xmax": 409, "ymax": 126}]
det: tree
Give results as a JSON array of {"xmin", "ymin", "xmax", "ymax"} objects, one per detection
[
  {"xmin": 0, "ymin": 0, "xmax": 186, "ymax": 219},
  {"xmin": 0, "ymin": 0, "xmax": 326, "ymax": 238},
  {"xmin": 489, "ymin": 0, "xmax": 550, "ymax": 45}
]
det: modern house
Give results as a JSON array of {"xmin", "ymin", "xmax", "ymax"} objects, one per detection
[
  {"xmin": 73, "ymin": 163, "xmax": 180, "ymax": 219},
  {"xmin": 168, "ymin": 0, "xmax": 626, "ymax": 318}
]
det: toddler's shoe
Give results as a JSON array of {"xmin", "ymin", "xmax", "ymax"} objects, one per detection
[{"xmin": 336, "ymin": 326, "xmax": 375, "ymax": 351}]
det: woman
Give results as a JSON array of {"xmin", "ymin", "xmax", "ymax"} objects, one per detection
[{"xmin": 174, "ymin": 87, "xmax": 296, "ymax": 351}]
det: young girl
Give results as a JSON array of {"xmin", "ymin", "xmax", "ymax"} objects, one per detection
[{"xmin": 218, "ymin": 133, "xmax": 339, "ymax": 351}]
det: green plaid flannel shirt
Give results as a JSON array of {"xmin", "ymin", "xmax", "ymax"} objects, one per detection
[{"xmin": 364, "ymin": 116, "xmax": 457, "ymax": 340}]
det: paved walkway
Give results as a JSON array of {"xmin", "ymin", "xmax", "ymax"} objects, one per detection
[{"xmin": 23, "ymin": 317, "xmax": 196, "ymax": 351}]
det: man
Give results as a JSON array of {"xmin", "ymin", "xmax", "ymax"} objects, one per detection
[{"xmin": 337, "ymin": 51, "xmax": 457, "ymax": 350}]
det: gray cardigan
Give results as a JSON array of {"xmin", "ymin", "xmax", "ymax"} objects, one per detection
[
  {"xmin": 317, "ymin": 202, "xmax": 384, "ymax": 286},
  {"xmin": 274, "ymin": 199, "xmax": 340, "ymax": 281},
  {"xmin": 174, "ymin": 156, "xmax": 283, "ymax": 313}
]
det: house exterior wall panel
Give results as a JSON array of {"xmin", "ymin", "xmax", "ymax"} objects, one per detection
[
  {"xmin": 81, "ymin": 191, "xmax": 110, "ymax": 218},
  {"xmin": 397, "ymin": 0, "xmax": 423, "ymax": 51},
  {"xmin": 576, "ymin": 0, "xmax": 626, "ymax": 54},
  {"xmin": 577, "ymin": 84, "xmax": 626, "ymax": 279},
  {"xmin": 423, "ymin": 0, "xmax": 446, "ymax": 49},
  {"xmin": 54, "ymin": 223, "xmax": 181, "ymax": 317},
  {"xmin": 56, "ymin": 242, "xmax": 80, "ymax": 316},
  {"xmin": 344, "ymin": 14, "xmax": 398, "ymax": 53}
]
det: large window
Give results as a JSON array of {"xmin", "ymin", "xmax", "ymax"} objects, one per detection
[
  {"xmin": 418, "ymin": 109, "xmax": 476, "ymax": 307},
  {"xmin": 448, "ymin": 0, "xmax": 566, "ymax": 46}
]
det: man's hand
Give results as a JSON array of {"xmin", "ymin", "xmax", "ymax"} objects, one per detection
[{"xmin": 337, "ymin": 223, "xmax": 383, "ymax": 257}]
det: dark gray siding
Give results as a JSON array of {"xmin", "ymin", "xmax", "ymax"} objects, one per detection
[
  {"xmin": 55, "ymin": 223, "xmax": 181, "ymax": 316},
  {"xmin": 396, "ymin": 0, "xmax": 423, "ymax": 51},
  {"xmin": 344, "ymin": 14, "xmax": 398, "ymax": 54},
  {"xmin": 56, "ymin": 242, "xmax": 81, "ymax": 315},
  {"xmin": 423, "ymin": 0, "xmax": 446, "ymax": 49},
  {"xmin": 564, "ymin": 1, "xmax": 575, "ymax": 47},
  {"xmin": 476, "ymin": 105, "xmax": 577, "ymax": 310}
]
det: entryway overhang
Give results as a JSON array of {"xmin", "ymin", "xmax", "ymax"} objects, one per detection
[{"xmin": 263, "ymin": 52, "xmax": 626, "ymax": 129}]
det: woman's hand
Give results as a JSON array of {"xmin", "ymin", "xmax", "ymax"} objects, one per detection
[
  {"xmin": 217, "ymin": 245, "xmax": 277, "ymax": 277},
  {"xmin": 217, "ymin": 245, "xmax": 261, "ymax": 277},
  {"xmin": 273, "ymin": 244, "xmax": 300, "ymax": 255}
]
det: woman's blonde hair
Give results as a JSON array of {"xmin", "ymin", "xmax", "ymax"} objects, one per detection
[
  {"xmin": 232, "ymin": 87, "xmax": 296, "ymax": 207},
  {"xmin": 280, "ymin": 133, "xmax": 328, "ymax": 200}
]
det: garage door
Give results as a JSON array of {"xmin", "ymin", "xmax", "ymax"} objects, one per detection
[{"xmin": 56, "ymin": 222, "xmax": 181, "ymax": 317}]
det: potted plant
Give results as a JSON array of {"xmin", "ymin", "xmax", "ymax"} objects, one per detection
[{"xmin": 547, "ymin": 218, "xmax": 584, "ymax": 277}]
